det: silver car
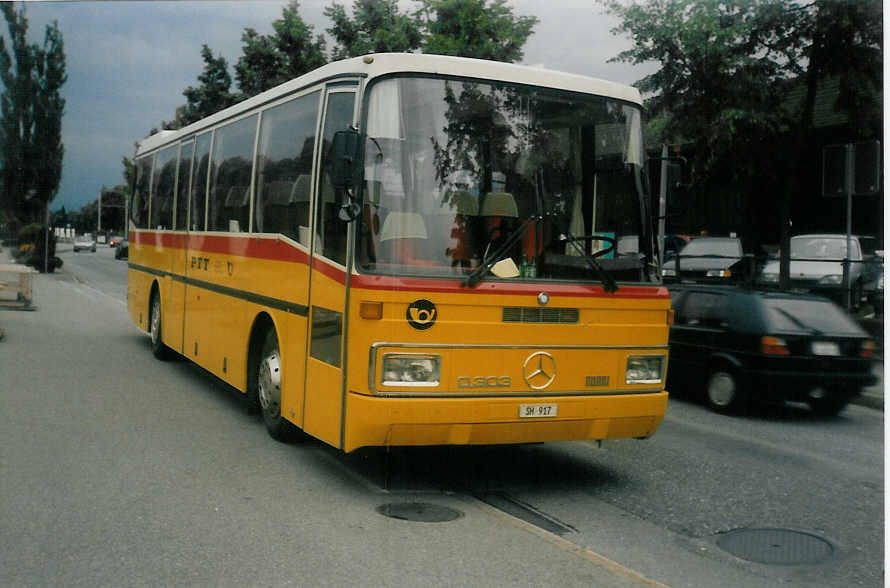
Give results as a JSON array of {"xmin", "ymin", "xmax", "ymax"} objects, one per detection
[
  {"xmin": 73, "ymin": 233, "xmax": 96, "ymax": 253},
  {"xmin": 759, "ymin": 234, "xmax": 882, "ymax": 307}
]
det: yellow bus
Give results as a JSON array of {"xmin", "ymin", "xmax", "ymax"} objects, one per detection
[{"xmin": 128, "ymin": 53, "xmax": 671, "ymax": 452}]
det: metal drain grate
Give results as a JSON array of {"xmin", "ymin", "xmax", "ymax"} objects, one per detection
[
  {"xmin": 716, "ymin": 528, "xmax": 834, "ymax": 565},
  {"xmin": 376, "ymin": 502, "xmax": 463, "ymax": 523},
  {"xmin": 476, "ymin": 492, "xmax": 575, "ymax": 536}
]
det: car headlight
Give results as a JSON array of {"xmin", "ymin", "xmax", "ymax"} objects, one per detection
[
  {"xmin": 877, "ymin": 276, "xmax": 883, "ymax": 291},
  {"xmin": 818, "ymin": 274, "xmax": 843, "ymax": 285},
  {"xmin": 625, "ymin": 355, "xmax": 665, "ymax": 385},
  {"xmin": 760, "ymin": 273, "xmax": 778, "ymax": 283},
  {"xmin": 382, "ymin": 354, "xmax": 441, "ymax": 387},
  {"xmin": 706, "ymin": 269, "xmax": 731, "ymax": 278},
  {"xmin": 662, "ymin": 268, "xmax": 676, "ymax": 277}
]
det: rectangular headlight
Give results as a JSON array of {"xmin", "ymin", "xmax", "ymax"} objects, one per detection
[
  {"xmin": 706, "ymin": 269, "xmax": 731, "ymax": 278},
  {"xmin": 625, "ymin": 355, "xmax": 665, "ymax": 385},
  {"xmin": 382, "ymin": 354, "xmax": 441, "ymax": 387}
]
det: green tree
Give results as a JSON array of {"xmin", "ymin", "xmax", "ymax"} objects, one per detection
[
  {"xmin": 0, "ymin": 3, "xmax": 67, "ymax": 227},
  {"xmin": 604, "ymin": 0, "xmax": 807, "ymax": 176},
  {"xmin": 235, "ymin": 0, "xmax": 327, "ymax": 98},
  {"xmin": 174, "ymin": 44, "xmax": 237, "ymax": 127},
  {"xmin": 325, "ymin": 0, "xmax": 422, "ymax": 60},
  {"xmin": 604, "ymin": 0, "xmax": 882, "ymax": 280},
  {"xmin": 418, "ymin": 0, "xmax": 538, "ymax": 63}
]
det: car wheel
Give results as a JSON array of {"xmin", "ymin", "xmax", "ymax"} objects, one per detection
[
  {"xmin": 149, "ymin": 291, "xmax": 173, "ymax": 360},
  {"xmin": 705, "ymin": 366, "xmax": 748, "ymax": 414},
  {"xmin": 255, "ymin": 329, "xmax": 297, "ymax": 442}
]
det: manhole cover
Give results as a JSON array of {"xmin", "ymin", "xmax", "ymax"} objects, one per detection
[
  {"xmin": 376, "ymin": 502, "xmax": 463, "ymax": 523},
  {"xmin": 717, "ymin": 528, "xmax": 834, "ymax": 565}
]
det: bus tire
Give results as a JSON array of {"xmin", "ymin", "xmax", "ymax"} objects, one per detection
[
  {"xmin": 256, "ymin": 329, "xmax": 297, "ymax": 442},
  {"xmin": 149, "ymin": 289, "xmax": 173, "ymax": 360}
]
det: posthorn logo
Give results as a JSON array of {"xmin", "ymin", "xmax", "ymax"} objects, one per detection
[{"xmin": 406, "ymin": 299, "xmax": 437, "ymax": 330}]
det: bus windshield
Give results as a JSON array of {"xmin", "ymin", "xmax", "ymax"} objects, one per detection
[{"xmin": 358, "ymin": 76, "xmax": 653, "ymax": 284}]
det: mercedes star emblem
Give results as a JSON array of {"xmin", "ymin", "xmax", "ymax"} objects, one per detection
[{"xmin": 523, "ymin": 352, "xmax": 556, "ymax": 390}]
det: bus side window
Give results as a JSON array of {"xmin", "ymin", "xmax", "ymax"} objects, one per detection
[
  {"xmin": 190, "ymin": 133, "xmax": 211, "ymax": 231},
  {"xmin": 254, "ymin": 91, "xmax": 319, "ymax": 242},
  {"xmin": 132, "ymin": 156, "xmax": 153, "ymax": 229},
  {"xmin": 175, "ymin": 139, "xmax": 194, "ymax": 231},
  {"xmin": 150, "ymin": 144, "xmax": 177, "ymax": 231},
  {"xmin": 207, "ymin": 114, "xmax": 257, "ymax": 232}
]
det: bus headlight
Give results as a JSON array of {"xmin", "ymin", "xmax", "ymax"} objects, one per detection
[
  {"xmin": 625, "ymin": 355, "xmax": 665, "ymax": 385},
  {"xmin": 382, "ymin": 354, "xmax": 441, "ymax": 387}
]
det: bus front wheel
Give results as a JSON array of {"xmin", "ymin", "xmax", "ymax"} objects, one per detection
[
  {"xmin": 256, "ymin": 329, "xmax": 297, "ymax": 442},
  {"xmin": 149, "ymin": 290, "xmax": 173, "ymax": 360}
]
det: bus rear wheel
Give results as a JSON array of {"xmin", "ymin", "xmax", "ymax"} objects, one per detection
[
  {"xmin": 256, "ymin": 329, "xmax": 297, "ymax": 442},
  {"xmin": 149, "ymin": 291, "xmax": 172, "ymax": 360}
]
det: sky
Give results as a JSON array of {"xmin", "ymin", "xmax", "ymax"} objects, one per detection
[{"xmin": 17, "ymin": 0, "xmax": 657, "ymax": 213}]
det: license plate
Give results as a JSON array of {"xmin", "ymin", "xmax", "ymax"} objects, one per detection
[
  {"xmin": 811, "ymin": 341, "xmax": 841, "ymax": 356},
  {"xmin": 519, "ymin": 403, "xmax": 558, "ymax": 418}
]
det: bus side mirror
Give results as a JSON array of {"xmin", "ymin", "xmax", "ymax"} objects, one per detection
[{"xmin": 330, "ymin": 129, "xmax": 362, "ymax": 190}]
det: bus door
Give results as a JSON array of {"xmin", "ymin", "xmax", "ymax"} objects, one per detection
[{"xmin": 302, "ymin": 86, "xmax": 357, "ymax": 448}]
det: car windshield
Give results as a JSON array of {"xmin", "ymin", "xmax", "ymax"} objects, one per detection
[
  {"xmin": 762, "ymin": 297, "xmax": 863, "ymax": 335},
  {"xmin": 790, "ymin": 236, "xmax": 860, "ymax": 260},
  {"xmin": 357, "ymin": 76, "xmax": 653, "ymax": 283},
  {"xmin": 679, "ymin": 238, "xmax": 740, "ymax": 257}
]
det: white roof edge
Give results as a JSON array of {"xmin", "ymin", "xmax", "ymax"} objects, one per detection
[{"xmin": 136, "ymin": 53, "xmax": 642, "ymax": 156}]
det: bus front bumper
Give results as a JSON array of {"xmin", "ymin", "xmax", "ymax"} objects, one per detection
[{"xmin": 343, "ymin": 390, "xmax": 668, "ymax": 452}]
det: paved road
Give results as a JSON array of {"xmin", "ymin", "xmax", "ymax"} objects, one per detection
[{"xmin": 0, "ymin": 246, "xmax": 883, "ymax": 587}]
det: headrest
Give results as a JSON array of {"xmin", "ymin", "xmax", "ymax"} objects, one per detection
[
  {"xmin": 379, "ymin": 212, "xmax": 428, "ymax": 242},
  {"xmin": 481, "ymin": 192, "xmax": 518, "ymax": 217}
]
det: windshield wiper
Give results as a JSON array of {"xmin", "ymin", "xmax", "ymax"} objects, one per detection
[
  {"xmin": 463, "ymin": 217, "xmax": 539, "ymax": 287},
  {"xmin": 559, "ymin": 228, "xmax": 619, "ymax": 293}
]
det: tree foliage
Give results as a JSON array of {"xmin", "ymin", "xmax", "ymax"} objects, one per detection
[
  {"xmin": 603, "ymin": 0, "xmax": 882, "ymax": 247},
  {"xmin": 235, "ymin": 0, "xmax": 326, "ymax": 98},
  {"xmin": 325, "ymin": 0, "xmax": 422, "ymax": 59},
  {"xmin": 604, "ymin": 0, "xmax": 807, "ymax": 177},
  {"xmin": 0, "ymin": 3, "xmax": 67, "ymax": 227},
  {"xmin": 418, "ymin": 0, "xmax": 538, "ymax": 63},
  {"xmin": 173, "ymin": 45, "xmax": 237, "ymax": 128}
]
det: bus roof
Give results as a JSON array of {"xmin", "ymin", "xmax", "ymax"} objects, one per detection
[{"xmin": 135, "ymin": 53, "xmax": 643, "ymax": 156}]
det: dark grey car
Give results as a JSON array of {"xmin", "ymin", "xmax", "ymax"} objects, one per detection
[{"xmin": 668, "ymin": 285, "xmax": 876, "ymax": 415}]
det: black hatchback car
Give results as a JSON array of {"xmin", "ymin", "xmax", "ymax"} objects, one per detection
[{"xmin": 668, "ymin": 285, "xmax": 876, "ymax": 415}]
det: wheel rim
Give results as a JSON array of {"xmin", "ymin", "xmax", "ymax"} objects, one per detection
[
  {"xmin": 708, "ymin": 371, "xmax": 735, "ymax": 407},
  {"xmin": 258, "ymin": 347, "xmax": 282, "ymax": 415},
  {"xmin": 150, "ymin": 296, "xmax": 161, "ymax": 345}
]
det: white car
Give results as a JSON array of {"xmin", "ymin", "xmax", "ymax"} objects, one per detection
[
  {"xmin": 73, "ymin": 233, "xmax": 96, "ymax": 253},
  {"xmin": 758, "ymin": 234, "xmax": 883, "ymax": 307}
]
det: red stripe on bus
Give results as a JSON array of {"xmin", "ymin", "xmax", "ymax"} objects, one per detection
[
  {"xmin": 131, "ymin": 231, "xmax": 310, "ymax": 264},
  {"xmin": 130, "ymin": 231, "xmax": 665, "ymax": 297},
  {"xmin": 349, "ymin": 274, "xmax": 669, "ymax": 299}
]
